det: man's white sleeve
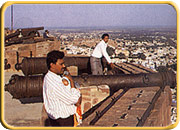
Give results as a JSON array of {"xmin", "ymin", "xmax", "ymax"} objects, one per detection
[{"xmin": 101, "ymin": 44, "xmax": 112, "ymax": 63}]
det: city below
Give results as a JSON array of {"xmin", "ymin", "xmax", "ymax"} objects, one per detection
[{"xmin": 44, "ymin": 27, "xmax": 177, "ymax": 73}]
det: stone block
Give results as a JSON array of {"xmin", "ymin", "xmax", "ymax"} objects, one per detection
[
  {"xmin": 18, "ymin": 50, "xmax": 32, "ymax": 58},
  {"xmin": 82, "ymin": 97, "xmax": 91, "ymax": 102},
  {"xmin": 92, "ymin": 98, "xmax": 98, "ymax": 105},
  {"xmin": 81, "ymin": 91, "xmax": 90, "ymax": 96},
  {"xmin": 83, "ymin": 102, "xmax": 91, "ymax": 113},
  {"xmin": 97, "ymin": 85, "xmax": 109, "ymax": 94},
  {"xmin": 67, "ymin": 66, "xmax": 78, "ymax": 76},
  {"xmin": 18, "ymin": 45, "xmax": 32, "ymax": 51},
  {"xmin": 80, "ymin": 85, "xmax": 110, "ymax": 114}
]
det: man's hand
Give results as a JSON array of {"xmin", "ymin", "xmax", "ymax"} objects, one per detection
[
  {"xmin": 75, "ymin": 95, "xmax": 82, "ymax": 107},
  {"xmin": 110, "ymin": 63, "xmax": 115, "ymax": 69},
  {"xmin": 63, "ymin": 68, "xmax": 73, "ymax": 81},
  {"xmin": 65, "ymin": 73, "xmax": 73, "ymax": 82},
  {"xmin": 63, "ymin": 69, "xmax": 76, "ymax": 88}
]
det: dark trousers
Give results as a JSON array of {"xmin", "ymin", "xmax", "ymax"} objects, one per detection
[{"xmin": 48, "ymin": 115, "xmax": 74, "ymax": 126}]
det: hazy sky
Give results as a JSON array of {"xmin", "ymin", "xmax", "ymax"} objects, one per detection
[{"xmin": 4, "ymin": 4, "xmax": 177, "ymax": 29}]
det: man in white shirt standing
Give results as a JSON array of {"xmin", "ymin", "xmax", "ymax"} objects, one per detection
[
  {"xmin": 43, "ymin": 50, "xmax": 81, "ymax": 126},
  {"xmin": 91, "ymin": 33, "xmax": 114, "ymax": 75}
]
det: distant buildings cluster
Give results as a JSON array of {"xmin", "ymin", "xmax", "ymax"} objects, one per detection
[{"xmin": 49, "ymin": 28, "xmax": 177, "ymax": 72}]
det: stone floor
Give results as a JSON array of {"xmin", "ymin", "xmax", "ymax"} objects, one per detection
[{"xmin": 3, "ymin": 71, "xmax": 43, "ymax": 127}]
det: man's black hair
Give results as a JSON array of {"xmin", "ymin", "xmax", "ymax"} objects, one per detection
[
  {"xmin": 46, "ymin": 50, "xmax": 64, "ymax": 69},
  {"xmin": 101, "ymin": 33, "xmax": 109, "ymax": 39}
]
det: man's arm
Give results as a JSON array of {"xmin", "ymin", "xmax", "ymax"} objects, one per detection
[
  {"xmin": 101, "ymin": 43, "xmax": 112, "ymax": 64},
  {"xmin": 64, "ymin": 73, "xmax": 76, "ymax": 88},
  {"xmin": 65, "ymin": 72, "xmax": 82, "ymax": 106},
  {"xmin": 75, "ymin": 94, "xmax": 82, "ymax": 107},
  {"xmin": 101, "ymin": 44, "xmax": 115, "ymax": 69}
]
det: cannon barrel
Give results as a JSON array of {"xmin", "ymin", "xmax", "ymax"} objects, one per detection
[
  {"xmin": 20, "ymin": 27, "xmax": 44, "ymax": 37},
  {"xmin": 5, "ymin": 71, "xmax": 176, "ymax": 99},
  {"xmin": 20, "ymin": 27, "xmax": 44, "ymax": 32},
  {"xmin": 15, "ymin": 56, "xmax": 107, "ymax": 76},
  {"xmin": 5, "ymin": 31, "xmax": 20, "ymax": 40},
  {"xmin": 74, "ymin": 70, "xmax": 176, "ymax": 92}
]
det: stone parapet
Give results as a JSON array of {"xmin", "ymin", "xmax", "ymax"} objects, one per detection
[{"xmin": 5, "ymin": 40, "xmax": 61, "ymax": 71}]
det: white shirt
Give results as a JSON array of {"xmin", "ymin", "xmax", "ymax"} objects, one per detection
[
  {"xmin": 91, "ymin": 40, "xmax": 112, "ymax": 63},
  {"xmin": 43, "ymin": 70, "xmax": 80, "ymax": 119}
]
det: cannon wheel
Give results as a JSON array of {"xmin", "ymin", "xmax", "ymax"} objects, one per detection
[
  {"xmin": 28, "ymin": 31, "xmax": 36, "ymax": 38},
  {"xmin": 35, "ymin": 31, "xmax": 40, "ymax": 37}
]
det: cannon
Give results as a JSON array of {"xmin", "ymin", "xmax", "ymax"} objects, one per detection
[
  {"xmin": 17, "ymin": 27, "xmax": 44, "ymax": 37},
  {"xmin": 5, "ymin": 27, "xmax": 44, "ymax": 46},
  {"xmin": 5, "ymin": 31, "xmax": 20, "ymax": 41},
  {"xmin": 15, "ymin": 55, "xmax": 107, "ymax": 76},
  {"xmin": 5, "ymin": 27, "xmax": 44, "ymax": 40},
  {"xmin": 5, "ymin": 70, "xmax": 176, "ymax": 99},
  {"xmin": 5, "ymin": 74, "xmax": 44, "ymax": 99}
]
